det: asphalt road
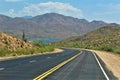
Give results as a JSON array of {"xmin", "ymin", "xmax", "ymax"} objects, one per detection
[
  {"xmin": 45, "ymin": 50, "xmax": 117, "ymax": 80},
  {"xmin": 0, "ymin": 48, "xmax": 80, "ymax": 80},
  {"xmin": 0, "ymin": 49, "xmax": 117, "ymax": 80}
]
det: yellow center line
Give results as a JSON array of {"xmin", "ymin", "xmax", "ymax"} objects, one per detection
[{"xmin": 33, "ymin": 51, "xmax": 82, "ymax": 80}]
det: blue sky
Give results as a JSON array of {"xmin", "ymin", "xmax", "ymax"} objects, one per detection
[{"xmin": 0, "ymin": 0, "xmax": 120, "ymax": 23}]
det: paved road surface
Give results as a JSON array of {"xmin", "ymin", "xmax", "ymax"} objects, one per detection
[
  {"xmin": 45, "ymin": 50, "xmax": 117, "ymax": 80},
  {"xmin": 0, "ymin": 49, "xmax": 117, "ymax": 80},
  {"xmin": 0, "ymin": 49, "xmax": 79, "ymax": 80}
]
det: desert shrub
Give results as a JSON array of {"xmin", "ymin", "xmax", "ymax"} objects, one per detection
[
  {"xmin": 99, "ymin": 46, "xmax": 113, "ymax": 52},
  {"xmin": 113, "ymin": 48, "xmax": 120, "ymax": 54},
  {"xmin": 0, "ymin": 48, "xmax": 9, "ymax": 56},
  {"xmin": 32, "ymin": 40, "xmax": 45, "ymax": 47}
]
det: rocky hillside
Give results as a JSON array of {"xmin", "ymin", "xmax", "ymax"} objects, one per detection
[
  {"xmin": 0, "ymin": 32, "xmax": 33, "ymax": 51},
  {"xmin": 0, "ymin": 13, "xmax": 118, "ymax": 39},
  {"xmin": 54, "ymin": 26, "xmax": 120, "ymax": 52}
]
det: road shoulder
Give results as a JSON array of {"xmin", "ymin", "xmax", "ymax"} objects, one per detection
[{"xmin": 90, "ymin": 50, "xmax": 120, "ymax": 80}]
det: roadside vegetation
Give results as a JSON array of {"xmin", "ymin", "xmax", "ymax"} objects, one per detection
[
  {"xmin": 52, "ymin": 26, "xmax": 120, "ymax": 54},
  {"xmin": 0, "ymin": 40, "xmax": 54, "ymax": 57},
  {"xmin": 53, "ymin": 41, "xmax": 120, "ymax": 54},
  {"xmin": 0, "ymin": 32, "xmax": 54, "ymax": 57}
]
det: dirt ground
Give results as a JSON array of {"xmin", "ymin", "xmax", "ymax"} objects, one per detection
[
  {"xmin": 0, "ymin": 48, "xmax": 63, "ymax": 61},
  {"xmin": 48, "ymin": 48, "xmax": 63, "ymax": 53},
  {"xmin": 91, "ymin": 50, "xmax": 120, "ymax": 80}
]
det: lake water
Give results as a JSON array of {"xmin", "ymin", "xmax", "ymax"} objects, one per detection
[{"xmin": 28, "ymin": 38, "xmax": 62, "ymax": 43}]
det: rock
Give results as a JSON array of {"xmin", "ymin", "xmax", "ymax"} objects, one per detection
[{"xmin": 0, "ymin": 32, "xmax": 33, "ymax": 51}]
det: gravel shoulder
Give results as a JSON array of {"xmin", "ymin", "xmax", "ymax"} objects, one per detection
[{"xmin": 90, "ymin": 50, "xmax": 120, "ymax": 80}]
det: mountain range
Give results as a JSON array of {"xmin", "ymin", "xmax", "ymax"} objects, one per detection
[{"xmin": 0, "ymin": 13, "xmax": 118, "ymax": 39}]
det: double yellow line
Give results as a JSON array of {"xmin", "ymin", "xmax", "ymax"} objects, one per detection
[{"xmin": 33, "ymin": 51, "xmax": 82, "ymax": 80}]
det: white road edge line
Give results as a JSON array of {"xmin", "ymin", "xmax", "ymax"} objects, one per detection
[
  {"xmin": 93, "ymin": 52, "xmax": 110, "ymax": 80},
  {"xmin": 0, "ymin": 68, "xmax": 5, "ymax": 71}
]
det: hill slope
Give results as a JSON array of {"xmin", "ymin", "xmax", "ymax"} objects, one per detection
[
  {"xmin": 54, "ymin": 26, "xmax": 120, "ymax": 53},
  {"xmin": 0, "ymin": 13, "xmax": 117, "ymax": 39},
  {"xmin": 0, "ymin": 32, "xmax": 33, "ymax": 51},
  {"xmin": 0, "ymin": 32, "xmax": 54, "ymax": 57}
]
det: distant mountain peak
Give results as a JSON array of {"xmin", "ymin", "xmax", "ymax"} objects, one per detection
[
  {"xmin": 33, "ymin": 13, "xmax": 66, "ymax": 19},
  {"xmin": 0, "ymin": 13, "xmax": 119, "ymax": 39},
  {"xmin": 91, "ymin": 20, "xmax": 106, "ymax": 23},
  {"xmin": 43, "ymin": 12, "xmax": 62, "ymax": 15},
  {"xmin": 42, "ymin": 13, "xmax": 69, "ymax": 16},
  {"xmin": 0, "ymin": 14, "xmax": 12, "ymax": 22}
]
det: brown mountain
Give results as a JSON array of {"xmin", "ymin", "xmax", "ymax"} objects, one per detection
[
  {"xmin": 54, "ymin": 26, "xmax": 120, "ymax": 52},
  {"xmin": 0, "ymin": 13, "xmax": 118, "ymax": 39}
]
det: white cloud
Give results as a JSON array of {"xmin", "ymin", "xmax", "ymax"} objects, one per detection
[
  {"xmin": 7, "ymin": 2, "xmax": 83, "ymax": 18},
  {"xmin": 2, "ymin": 9, "xmax": 16, "ymax": 17},
  {"xmin": 5, "ymin": 0, "xmax": 23, "ymax": 2},
  {"xmin": 8, "ymin": 9, "xmax": 15, "ymax": 15}
]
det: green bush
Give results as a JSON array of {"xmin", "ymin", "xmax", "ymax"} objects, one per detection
[
  {"xmin": 0, "ymin": 44, "xmax": 54, "ymax": 57},
  {"xmin": 0, "ymin": 48, "xmax": 9, "ymax": 56},
  {"xmin": 32, "ymin": 40, "xmax": 45, "ymax": 47},
  {"xmin": 113, "ymin": 48, "xmax": 120, "ymax": 54},
  {"xmin": 13, "ymin": 48, "xmax": 35, "ymax": 55},
  {"xmin": 99, "ymin": 46, "xmax": 113, "ymax": 52}
]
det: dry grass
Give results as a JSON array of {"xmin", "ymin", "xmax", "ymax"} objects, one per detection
[
  {"xmin": 52, "ymin": 48, "xmax": 64, "ymax": 53},
  {"xmin": 0, "ymin": 48, "xmax": 63, "ymax": 61},
  {"xmin": 91, "ymin": 50, "xmax": 120, "ymax": 79}
]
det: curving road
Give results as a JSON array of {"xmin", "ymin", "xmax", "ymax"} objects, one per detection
[
  {"xmin": 0, "ymin": 49, "xmax": 117, "ymax": 80},
  {"xmin": 44, "ymin": 50, "xmax": 117, "ymax": 80},
  {"xmin": 0, "ymin": 48, "xmax": 79, "ymax": 80}
]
